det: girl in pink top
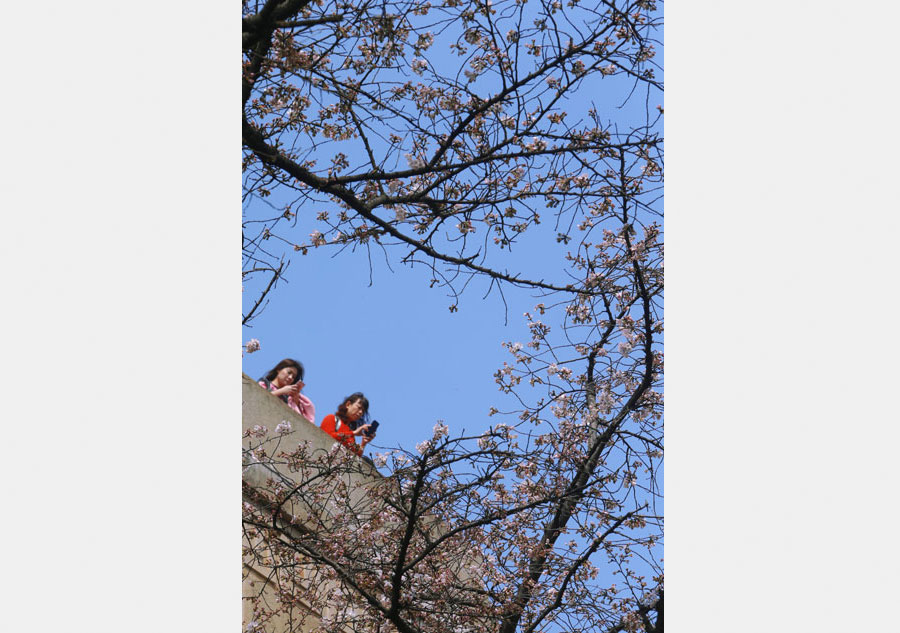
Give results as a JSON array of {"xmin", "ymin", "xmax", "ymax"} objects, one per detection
[{"xmin": 257, "ymin": 358, "xmax": 316, "ymax": 424}]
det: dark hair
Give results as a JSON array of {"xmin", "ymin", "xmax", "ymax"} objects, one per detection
[
  {"xmin": 337, "ymin": 392, "xmax": 370, "ymax": 428},
  {"xmin": 264, "ymin": 358, "xmax": 304, "ymax": 384}
]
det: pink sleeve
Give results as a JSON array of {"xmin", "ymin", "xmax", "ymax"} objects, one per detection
[{"xmin": 296, "ymin": 394, "xmax": 316, "ymax": 424}]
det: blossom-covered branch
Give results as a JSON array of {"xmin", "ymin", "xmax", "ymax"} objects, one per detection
[{"xmin": 242, "ymin": 0, "xmax": 663, "ymax": 631}]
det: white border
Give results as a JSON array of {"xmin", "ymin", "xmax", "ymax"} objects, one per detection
[
  {"xmin": 3, "ymin": 3, "xmax": 235, "ymax": 631},
  {"xmin": 668, "ymin": 1, "xmax": 900, "ymax": 629}
]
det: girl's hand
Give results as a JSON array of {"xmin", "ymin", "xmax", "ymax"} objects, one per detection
[
  {"xmin": 359, "ymin": 427, "xmax": 376, "ymax": 447},
  {"xmin": 274, "ymin": 382, "xmax": 303, "ymax": 397},
  {"xmin": 354, "ymin": 424, "xmax": 371, "ymax": 437}
]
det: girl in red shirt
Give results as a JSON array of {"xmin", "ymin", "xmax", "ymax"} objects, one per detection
[{"xmin": 320, "ymin": 392, "xmax": 375, "ymax": 455}]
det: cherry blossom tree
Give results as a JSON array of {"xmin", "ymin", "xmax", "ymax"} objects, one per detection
[{"xmin": 242, "ymin": 0, "xmax": 662, "ymax": 631}]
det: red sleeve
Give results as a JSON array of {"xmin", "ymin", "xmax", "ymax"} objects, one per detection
[
  {"xmin": 320, "ymin": 414, "xmax": 338, "ymax": 440},
  {"xmin": 321, "ymin": 414, "xmax": 361, "ymax": 453}
]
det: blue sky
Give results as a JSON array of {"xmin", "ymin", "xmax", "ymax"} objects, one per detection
[
  {"xmin": 239, "ymin": 1, "xmax": 665, "ymax": 454},
  {"xmin": 241, "ymin": 227, "xmax": 553, "ymax": 453},
  {"xmin": 238, "ymin": 5, "xmax": 663, "ymax": 454}
]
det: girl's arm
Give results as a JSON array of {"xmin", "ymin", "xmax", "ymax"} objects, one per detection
[
  {"xmin": 292, "ymin": 393, "xmax": 316, "ymax": 424},
  {"xmin": 320, "ymin": 414, "xmax": 338, "ymax": 439}
]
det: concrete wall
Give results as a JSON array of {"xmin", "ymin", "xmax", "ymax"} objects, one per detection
[
  {"xmin": 242, "ymin": 375, "xmax": 483, "ymax": 632},
  {"xmin": 241, "ymin": 373, "xmax": 333, "ymax": 452},
  {"xmin": 241, "ymin": 375, "xmax": 381, "ymax": 632}
]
